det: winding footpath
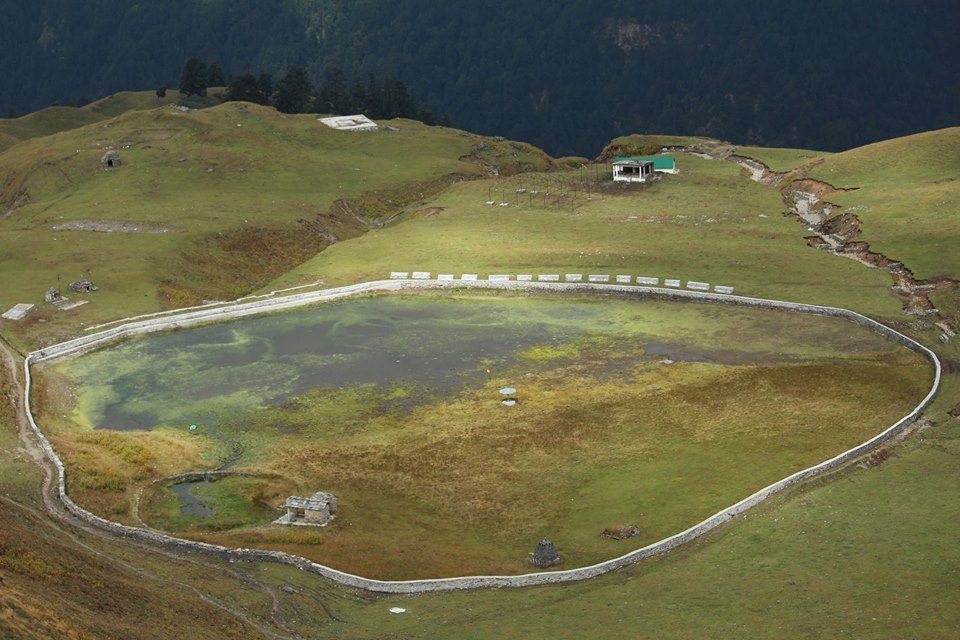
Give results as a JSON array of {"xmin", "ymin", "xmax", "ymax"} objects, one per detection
[{"xmin": 19, "ymin": 278, "xmax": 943, "ymax": 593}]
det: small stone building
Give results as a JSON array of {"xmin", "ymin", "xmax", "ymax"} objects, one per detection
[
  {"xmin": 531, "ymin": 538, "xmax": 561, "ymax": 568},
  {"xmin": 101, "ymin": 150, "xmax": 122, "ymax": 169},
  {"xmin": 612, "ymin": 155, "xmax": 678, "ymax": 182},
  {"xmin": 277, "ymin": 491, "xmax": 338, "ymax": 526},
  {"xmin": 612, "ymin": 158, "xmax": 654, "ymax": 183}
]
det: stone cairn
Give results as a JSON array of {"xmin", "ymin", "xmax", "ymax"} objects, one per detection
[{"xmin": 531, "ymin": 538, "xmax": 561, "ymax": 568}]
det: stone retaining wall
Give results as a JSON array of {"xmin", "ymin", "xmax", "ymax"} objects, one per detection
[{"xmin": 23, "ymin": 279, "xmax": 942, "ymax": 593}]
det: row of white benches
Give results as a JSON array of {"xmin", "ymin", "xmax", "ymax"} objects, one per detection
[{"xmin": 388, "ymin": 272, "xmax": 735, "ymax": 295}]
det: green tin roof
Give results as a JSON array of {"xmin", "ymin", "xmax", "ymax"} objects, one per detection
[{"xmin": 612, "ymin": 156, "xmax": 676, "ymax": 170}]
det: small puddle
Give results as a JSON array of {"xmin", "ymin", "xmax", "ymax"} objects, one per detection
[{"xmin": 170, "ymin": 480, "xmax": 216, "ymax": 518}]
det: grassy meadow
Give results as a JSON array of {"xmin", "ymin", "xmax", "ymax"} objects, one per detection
[
  {"xmin": 274, "ymin": 153, "xmax": 900, "ymax": 316},
  {"xmin": 0, "ymin": 97, "xmax": 555, "ymax": 351},
  {"xmin": 806, "ymin": 127, "xmax": 960, "ymax": 281},
  {"xmin": 731, "ymin": 145, "xmax": 830, "ymax": 173},
  {"xmin": 1, "ymin": 94, "xmax": 958, "ymax": 636}
]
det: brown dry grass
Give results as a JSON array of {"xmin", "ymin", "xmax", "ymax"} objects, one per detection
[{"xmin": 209, "ymin": 355, "xmax": 930, "ymax": 578}]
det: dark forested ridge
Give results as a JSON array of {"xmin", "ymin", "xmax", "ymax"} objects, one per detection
[{"xmin": 2, "ymin": 0, "xmax": 957, "ymax": 156}]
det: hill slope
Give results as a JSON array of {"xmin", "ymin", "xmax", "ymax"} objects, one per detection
[
  {"xmin": 0, "ymin": 95, "xmax": 958, "ymax": 637},
  {"xmin": 807, "ymin": 127, "xmax": 960, "ymax": 282},
  {"xmin": 0, "ymin": 99, "xmax": 553, "ymax": 348}
]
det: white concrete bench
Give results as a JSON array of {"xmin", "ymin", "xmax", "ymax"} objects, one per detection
[
  {"xmin": 389, "ymin": 272, "xmax": 409, "ymax": 279},
  {"xmin": 664, "ymin": 279, "xmax": 681, "ymax": 288},
  {"xmin": 686, "ymin": 281, "xmax": 710, "ymax": 291},
  {"xmin": 516, "ymin": 274, "xmax": 533, "ymax": 281},
  {"xmin": 437, "ymin": 274, "xmax": 455, "ymax": 281},
  {"xmin": 714, "ymin": 285, "xmax": 735, "ymax": 294},
  {"xmin": 616, "ymin": 275, "xmax": 632, "ymax": 284},
  {"xmin": 636, "ymin": 276, "xmax": 659, "ymax": 285},
  {"xmin": 412, "ymin": 271, "xmax": 431, "ymax": 280},
  {"xmin": 538, "ymin": 274, "xmax": 560, "ymax": 282},
  {"xmin": 565, "ymin": 274, "xmax": 583, "ymax": 282},
  {"xmin": 588, "ymin": 274, "xmax": 611, "ymax": 283},
  {"xmin": 488, "ymin": 274, "xmax": 511, "ymax": 281}
]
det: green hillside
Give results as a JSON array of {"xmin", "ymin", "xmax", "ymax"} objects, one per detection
[
  {"xmin": 276, "ymin": 154, "xmax": 897, "ymax": 315},
  {"xmin": 0, "ymin": 105, "xmax": 104, "ymax": 144},
  {"xmin": 808, "ymin": 127, "xmax": 960, "ymax": 282},
  {"xmin": 0, "ymin": 89, "xmax": 206, "ymax": 150},
  {"xmin": 732, "ymin": 145, "xmax": 830, "ymax": 173},
  {"xmin": 0, "ymin": 100, "xmax": 552, "ymax": 348},
  {"xmin": 1, "ymin": 95, "xmax": 958, "ymax": 638}
]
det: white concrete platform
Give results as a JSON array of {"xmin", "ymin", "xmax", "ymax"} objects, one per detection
[
  {"xmin": 2, "ymin": 303, "xmax": 34, "ymax": 320},
  {"xmin": 318, "ymin": 114, "xmax": 377, "ymax": 131}
]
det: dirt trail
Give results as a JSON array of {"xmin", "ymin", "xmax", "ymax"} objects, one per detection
[
  {"xmin": 51, "ymin": 220, "xmax": 181, "ymax": 233},
  {"xmin": 0, "ymin": 341, "xmax": 305, "ymax": 640}
]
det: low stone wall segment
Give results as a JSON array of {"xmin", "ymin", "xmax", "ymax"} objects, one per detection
[{"xmin": 23, "ymin": 278, "xmax": 942, "ymax": 593}]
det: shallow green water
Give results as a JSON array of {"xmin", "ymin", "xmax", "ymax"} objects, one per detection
[{"xmin": 62, "ymin": 294, "xmax": 899, "ymax": 432}]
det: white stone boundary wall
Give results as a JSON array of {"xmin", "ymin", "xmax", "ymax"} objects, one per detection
[{"xmin": 23, "ymin": 279, "xmax": 941, "ymax": 593}]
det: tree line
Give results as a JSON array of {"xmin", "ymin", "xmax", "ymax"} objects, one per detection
[
  {"xmin": 178, "ymin": 57, "xmax": 442, "ymax": 123},
  {"xmin": 4, "ymin": 2, "xmax": 957, "ymax": 155}
]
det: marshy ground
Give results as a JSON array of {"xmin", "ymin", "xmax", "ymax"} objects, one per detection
[{"xmin": 36, "ymin": 291, "xmax": 931, "ymax": 579}]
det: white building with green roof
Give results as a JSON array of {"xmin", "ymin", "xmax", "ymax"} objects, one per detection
[{"xmin": 612, "ymin": 155, "xmax": 678, "ymax": 182}]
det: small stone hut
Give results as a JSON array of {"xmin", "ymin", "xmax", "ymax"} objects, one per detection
[
  {"xmin": 279, "ymin": 491, "xmax": 338, "ymax": 526},
  {"xmin": 101, "ymin": 150, "xmax": 122, "ymax": 169},
  {"xmin": 531, "ymin": 538, "xmax": 561, "ymax": 568}
]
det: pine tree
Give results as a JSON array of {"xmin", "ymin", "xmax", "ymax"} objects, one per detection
[
  {"xmin": 256, "ymin": 73, "xmax": 273, "ymax": 105},
  {"xmin": 207, "ymin": 61, "xmax": 226, "ymax": 87},
  {"xmin": 226, "ymin": 73, "xmax": 260, "ymax": 103},
  {"xmin": 179, "ymin": 58, "xmax": 208, "ymax": 97},
  {"xmin": 273, "ymin": 67, "xmax": 314, "ymax": 114}
]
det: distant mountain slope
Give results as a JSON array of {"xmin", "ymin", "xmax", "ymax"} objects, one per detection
[{"xmin": 2, "ymin": 1, "xmax": 957, "ymax": 156}]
